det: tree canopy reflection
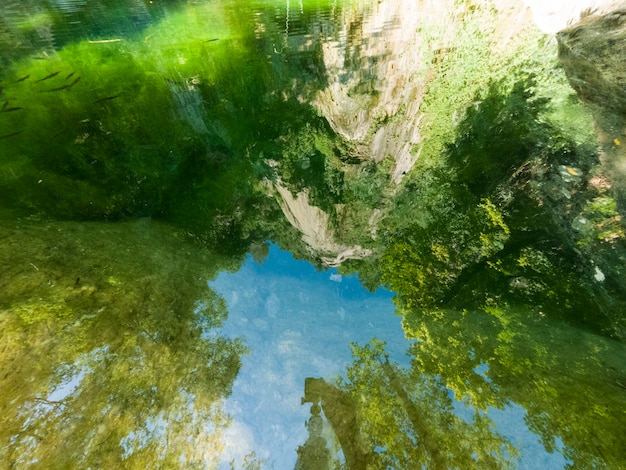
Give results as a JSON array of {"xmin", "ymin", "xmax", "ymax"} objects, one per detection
[
  {"xmin": 318, "ymin": 313, "xmax": 625, "ymax": 469},
  {"xmin": 0, "ymin": 220, "xmax": 247, "ymax": 467}
]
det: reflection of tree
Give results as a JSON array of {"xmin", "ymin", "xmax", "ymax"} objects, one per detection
[
  {"xmin": 0, "ymin": 220, "xmax": 247, "ymax": 468},
  {"xmin": 349, "ymin": 75, "xmax": 626, "ymax": 469},
  {"xmin": 324, "ymin": 323, "xmax": 625, "ymax": 470},
  {"xmin": 312, "ymin": 339, "xmax": 516, "ymax": 469},
  {"xmin": 302, "ymin": 377, "xmax": 376, "ymax": 469},
  {"xmin": 401, "ymin": 306, "xmax": 626, "ymax": 469},
  {"xmin": 380, "ymin": 75, "xmax": 624, "ymax": 337}
]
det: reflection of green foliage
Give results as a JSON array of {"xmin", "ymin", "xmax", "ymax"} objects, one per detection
[
  {"xmin": 587, "ymin": 196, "xmax": 618, "ymax": 218},
  {"xmin": 375, "ymin": 5, "xmax": 615, "ymax": 330},
  {"xmin": 414, "ymin": 4, "xmax": 496, "ymax": 166},
  {"xmin": 380, "ymin": 197, "xmax": 510, "ymax": 309},
  {"xmin": 413, "ymin": 3, "xmax": 585, "ymax": 168},
  {"xmin": 516, "ymin": 247, "xmax": 552, "ymax": 273},
  {"xmin": 277, "ymin": 122, "xmax": 345, "ymax": 213},
  {"xmin": 477, "ymin": 198, "xmax": 510, "ymax": 255},
  {"xmin": 447, "ymin": 77, "xmax": 550, "ymax": 196},
  {"xmin": 378, "ymin": 74, "xmax": 623, "ymax": 335},
  {"xmin": 0, "ymin": 220, "xmax": 248, "ymax": 468},
  {"xmin": 344, "ymin": 158, "xmax": 392, "ymax": 209},
  {"xmin": 577, "ymin": 196, "xmax": 625, "ymax": 244},
  {"xmin": 401, "ymin": 305, "xmax": 626, "ymax": 470},
  {"xmin": 334, "ymin": 338, "xmax": 517, "ymax": 469}
]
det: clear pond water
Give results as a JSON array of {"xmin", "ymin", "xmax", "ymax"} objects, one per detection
[{"xmin": 1, "ymin": 1, "xmax": 625, "ymax": 469}]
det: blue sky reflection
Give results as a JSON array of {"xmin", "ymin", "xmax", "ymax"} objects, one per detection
[
  {"xmin": 210, "ymin": 244, "xmax": 568, "ymax": 469},
  {"xmin": 210, "ymin": 244, "xmax": 406, "ymax": 467}
]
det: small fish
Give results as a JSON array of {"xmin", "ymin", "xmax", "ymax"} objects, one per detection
[
  {"xmin": 0, "ymin": 130, "xmax": 23, "ymax": 139},
  {"xmin": 15, "ymin": 74, "xmax": 30, "ymax": 82},
  {"xmin": 2, "ymin": 100, "xmax": 7, "ymax": 110},
  {"xmin": 50, "ymin": 128, "xmax": 67, "ymax": 140},
  {"xmin": 0, "ymin": 107, "xmax": 22, "ymax": 112},
  {"xmin": 566, "ymin": 167, "xmax": 578, "ymax": 176},
  {"xmin": 93, "ymin": 94, "xmax": 119, "ymax": 104},
  {"xmin": 205, "ymin": 38, "xmax": 219, "ymax": 42},
  {"xmin": 44, "ymin": 84, "xmax": 72, "ymax": 92},
  {"xmin": 615, "ymin": 138, "xmax": 622, "ymax": 146},
  {"xmin": 43, "ymin": 76, "xmax": 79, "ymax": 92},
  {"xmin": 35, "ymin": 71, "xmax": 61, "ymax": 82},
  {"xmin": 66, "ymin": 71, "xmax": 76, "ymax": 79}
]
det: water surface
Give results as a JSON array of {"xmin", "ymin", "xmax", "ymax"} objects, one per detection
[{"xmin": 1, "ymin": 0, "xmax": 625, "ymax": 469}]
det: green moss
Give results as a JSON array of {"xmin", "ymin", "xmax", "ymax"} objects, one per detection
[{"xmin": 14, "ymin": 300, "xmax": 73, "ymax": 325}]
